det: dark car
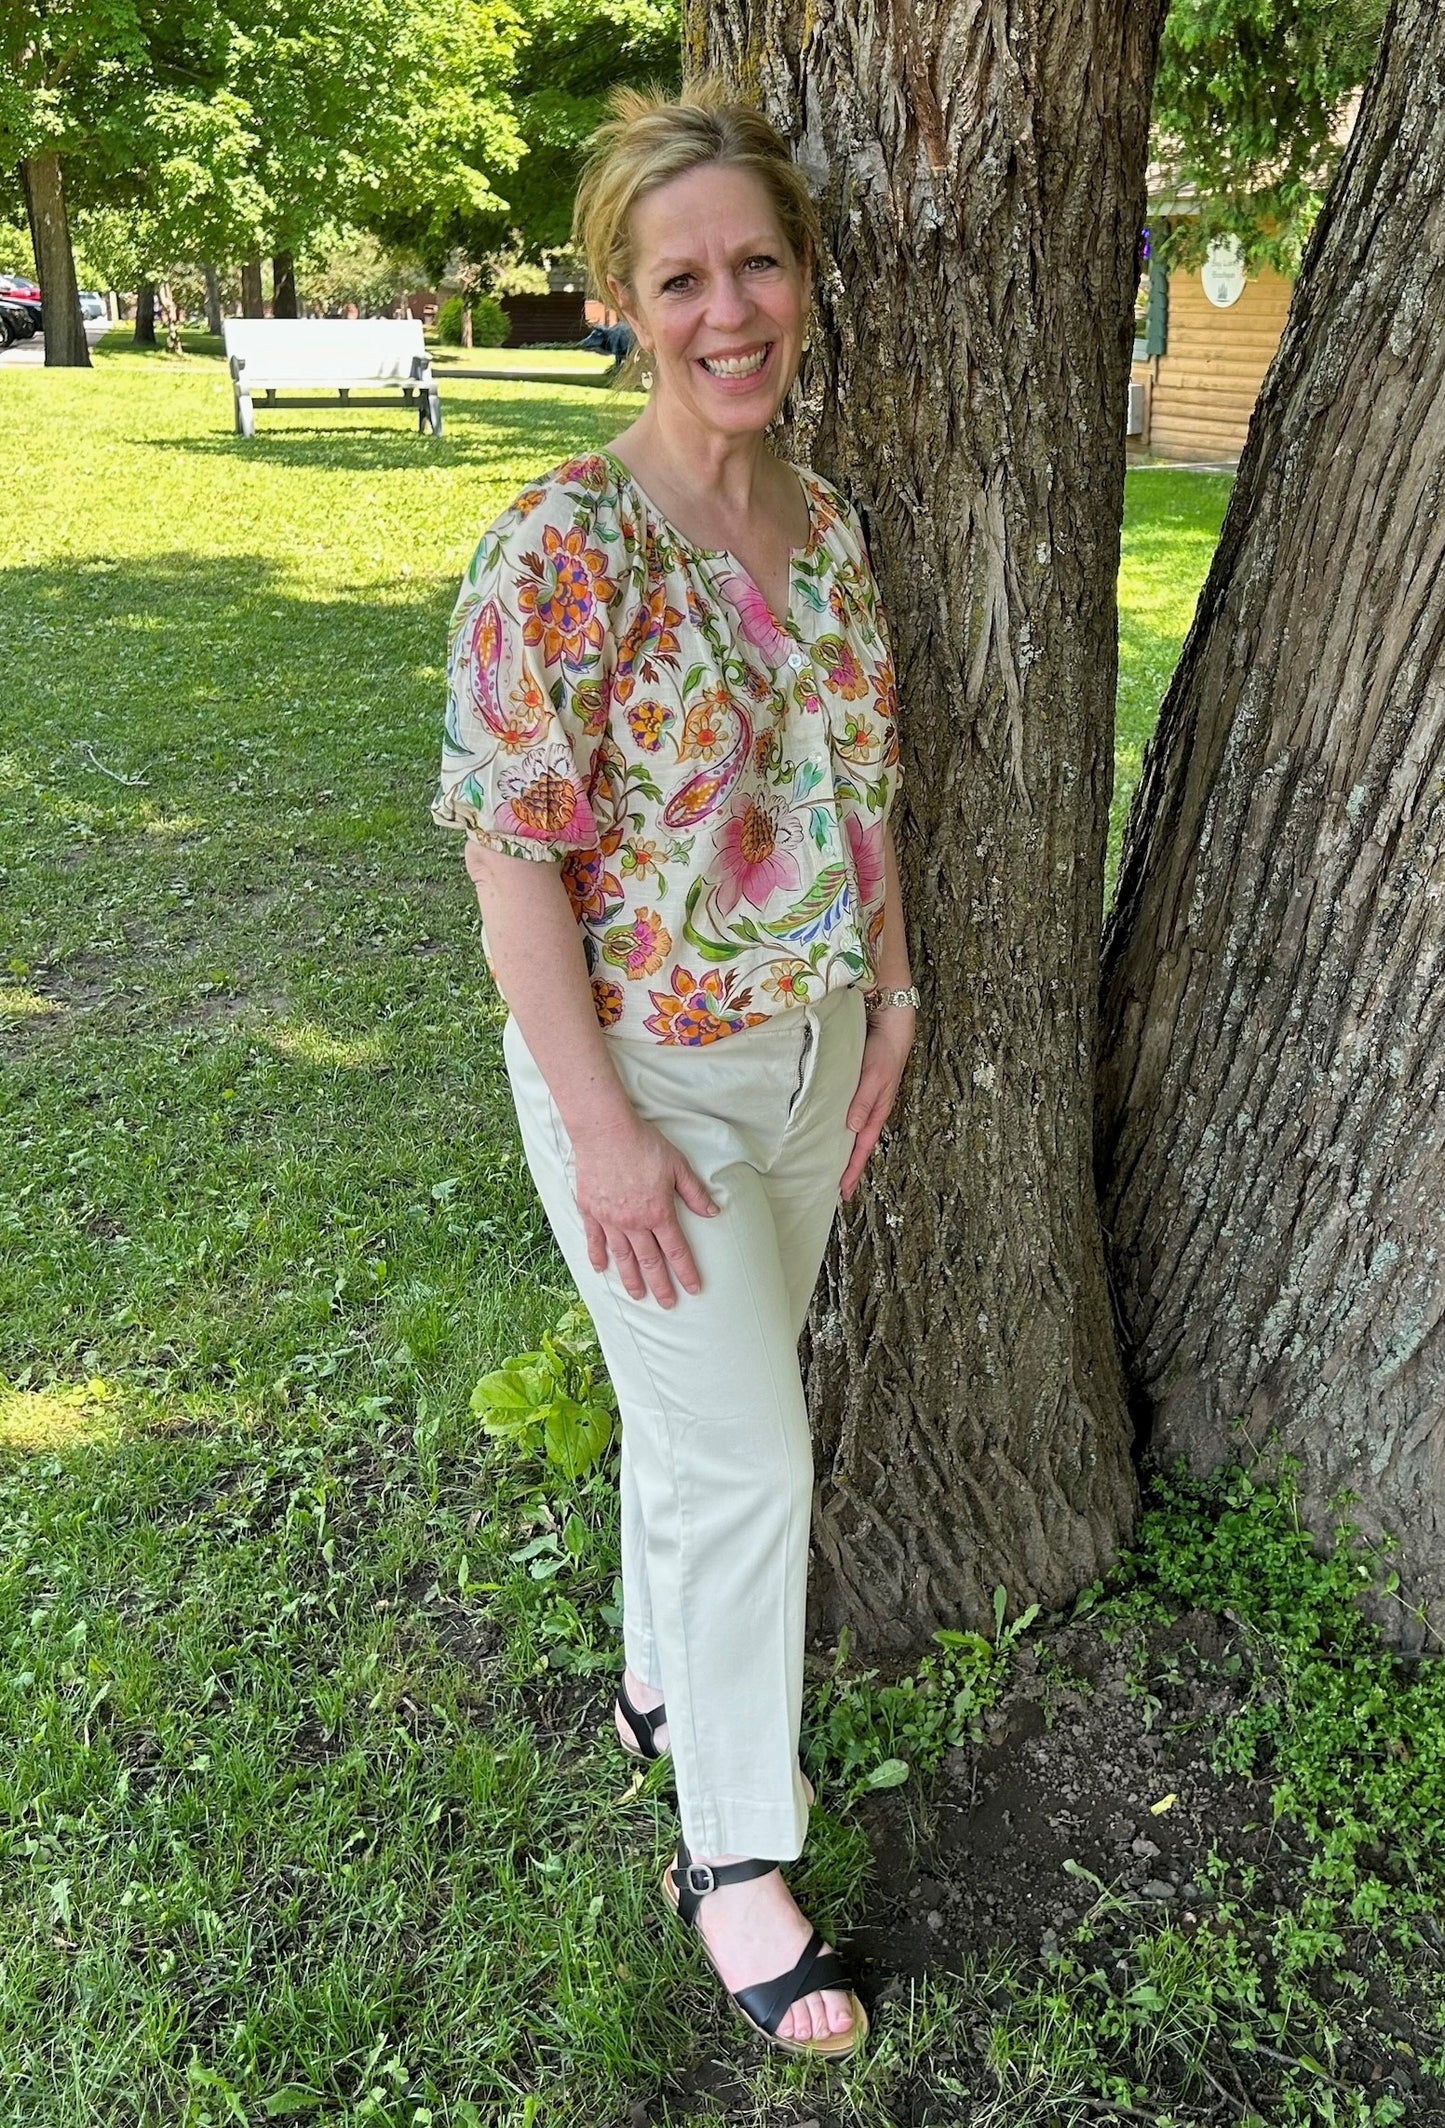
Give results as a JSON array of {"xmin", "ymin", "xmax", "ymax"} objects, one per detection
[{"xmin": 0, "ymin": 274, "xmax": 41, "ymax": 337}]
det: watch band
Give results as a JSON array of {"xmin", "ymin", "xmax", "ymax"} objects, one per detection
[{"xmin": 865, "ymin": 985, "xmax": 920, "ymax": 1012}]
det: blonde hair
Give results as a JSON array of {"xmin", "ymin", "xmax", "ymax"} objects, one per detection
[{"xmin": 572, "ymin": 79, "xmax": 821, "ymax": 308}]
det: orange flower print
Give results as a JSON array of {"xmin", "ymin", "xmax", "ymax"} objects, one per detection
[
  {"xmin": 514, "ymin": 485, "xmax": 550, "ymax": 516},
  {"xmin": 764, "ymin": 963, "xmax": 814, "ymax": 1005},
  {"xmin": 621, "ymin": 837, "xmax": 665, "ymax": 879},
  {"xmin": 626, "ymin": 699, "xmax": 672, "ymax": 752},
  {"xmin": 815, "ymin": 633, "xmax": 870, "ymax": 700},
  {"xmin": 496, "ymin": 752, "xmax": 598, "ymax": 846},
  {"xmin": 602, "ymin": 906, "xmax": 672, "ymax": 979},
  {"xmin": 644, "ymin": 963, "xmax": 770, "ymax": 1045},
  {"xmin": 591, "ymin": 976, "xmax": 625, "ymax": 1028},
  {"xmin": 562, "ymin": 845, "xmax": 624, "ymax": 925},
  {"xmin": 678, "ymin": 686, "xmax": 736, "ymax": 762},
  {"xmin": 518, "ymin": 522, "xmax": 616, "ymax": 670}
]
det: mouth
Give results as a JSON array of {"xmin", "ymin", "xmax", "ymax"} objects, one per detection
[{"xmin": 698, "ymin": 343, "xmax": 773, "ymax": 381}]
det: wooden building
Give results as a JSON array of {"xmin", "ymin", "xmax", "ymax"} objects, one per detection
[{"xmin": 1129, "ymin": 229, "xmax": 1293, "ymax": 464}]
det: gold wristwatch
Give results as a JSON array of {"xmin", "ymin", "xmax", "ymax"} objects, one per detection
[{"xmin": 864, "ymin": 985, "xmax": 920, "ymax": 1014}]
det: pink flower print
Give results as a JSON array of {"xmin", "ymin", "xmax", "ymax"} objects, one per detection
[
  {"xmin": 718, "ymin": 572, "xmax": 791, "ymax": 665},
  {"xmin": 713, "ymin": 791, "xmax": 804, "ymax": 916},
  {"xmin": 844, "ymin": 811, "xmax": 886, "ymax": 908}
]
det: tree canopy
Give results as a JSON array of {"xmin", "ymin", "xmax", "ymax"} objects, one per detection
[{"xmin": 1151, "ymin": 0, "xmax": 1388, "ymax": 272}]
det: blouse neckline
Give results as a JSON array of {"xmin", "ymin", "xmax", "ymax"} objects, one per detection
[{"xmin": 597, "ymin": 447, "xmax": 822, "ymax": 577}]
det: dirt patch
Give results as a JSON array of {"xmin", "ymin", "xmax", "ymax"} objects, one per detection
[{"xmin": 628, "ymin": 1611, "xmax": 1445, "ymax": 2124}]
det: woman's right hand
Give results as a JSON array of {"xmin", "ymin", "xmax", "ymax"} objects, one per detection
[{"xmin": 572, "ymin": 1114, "xmax": 719, "ymax": 1307}]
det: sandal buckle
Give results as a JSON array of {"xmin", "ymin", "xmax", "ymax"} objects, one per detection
[{"xmin": 683, "ymin": 1862, "xmax": 717, "ymax": 1897}]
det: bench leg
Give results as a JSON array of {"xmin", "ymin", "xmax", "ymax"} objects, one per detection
[
  {"xmin": 422, "ymin": 388, "xmax": 443, "ymax": 437},
  {"xmin": 235, "ymin": 389, "xmax": 255, "ymax": 439}
]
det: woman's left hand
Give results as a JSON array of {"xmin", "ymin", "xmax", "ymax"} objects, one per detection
[{"xmin": 841, "ymin": 1008, "xmax": 916, "ymax": 1201}]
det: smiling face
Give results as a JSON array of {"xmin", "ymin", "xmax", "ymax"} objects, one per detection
[{"xmin": 610, "ymin": 161, "xmax": 811, "ymax": 443}]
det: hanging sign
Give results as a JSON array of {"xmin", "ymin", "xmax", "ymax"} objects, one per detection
[{"xmin": 1202, "ymin": 235, "xmax": 1247, "ymax": 309}]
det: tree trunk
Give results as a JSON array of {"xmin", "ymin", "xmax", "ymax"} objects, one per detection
[
  {"xmin": 241, "ymin": 259, "xmax": 265, "ymax": 317},
  {"xmin": 272, "ymin": 251, "xmax": 299, "ymax": 318},
  {"xmin": 687, "ymin": 1, "xmax": 1165, "ymax": 1646},
  {"xmin": 19, "ymin": 152, "xmax": 89, "ymax": 369},
  {"xmin": 203, "ymin": 263, "xmax": 224, "ymax": 335},
  {"xmin": 133, "ymin": 282, "xmax": 157, "ymax": 348},
  {"xmin": 1097, "ymin": 0, "xmax": 1445, "ymax": 1648},
  {"xmin": 461, "ymin": 300, "xmax": 474, "ymax": 348}
]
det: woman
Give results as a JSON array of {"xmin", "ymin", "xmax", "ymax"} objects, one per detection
[{"xmin": 433, "ymin": 81, "xmax": 916, "ymax": 2058}]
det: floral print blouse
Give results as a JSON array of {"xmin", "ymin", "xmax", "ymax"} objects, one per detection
[{"xmin": 433, "ymin": 449, "xmax": 901, "ymax": 1045}]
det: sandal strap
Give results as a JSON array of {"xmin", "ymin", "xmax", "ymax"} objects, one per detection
[
  {"xmin": 733, "ymin": 1928, "xmax": 857, "ymax": 2037},
  {"xmin": 669, "ymin": 1839, "xmax": 778, "ymax": 1925},
  {"xmin": 615, "ymin": 1678, "xmax": 668, "ymax": 1760}
]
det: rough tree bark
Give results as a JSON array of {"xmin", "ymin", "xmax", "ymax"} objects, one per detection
[
  {"xmin": 19, "ymin": 152, "xmax": 89, "ymax": 368},
  {"xmin": 203, "ymin": 263, "xmax": 224, "ymax": 335},
  {"xmin": 686, "ymin": 0, "xmax": 1166, "ymax": 1646},
  {"xmin": 133, "ymin": 282, "xmax": 157, "ymax": 348},
  {"xmin": 241, "ymin": 259, "xmax": 265, "ymax": 317},
  {"xmin": 272, "ymin": 252, "xmax": 299, "ymax": 317},
  {"xmin": 1098, "ymin": 0, "xmax": 1445, "ymax": 1647}
]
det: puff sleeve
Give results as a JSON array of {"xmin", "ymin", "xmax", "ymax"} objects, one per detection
[{"xmin": 432, "ymin": 481, "xmax": 614, "ymax": 860}]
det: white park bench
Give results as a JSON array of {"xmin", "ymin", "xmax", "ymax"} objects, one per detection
[{"xmin": 223, "ymin": 319, "xmax": 442, "ymax": 437}]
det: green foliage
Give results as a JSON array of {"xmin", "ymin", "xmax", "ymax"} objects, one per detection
[
  {"xmin": 297, "ymin": 226, "xmax": 427, "ymax": 315},
  {"xmin": 380, "ymin": 0, "xmax": 682, "ymax": 271},
  {"xmin": 435, "ymin": 291, "xmax": 509, "ymax": 345},
  {"xmin": 1102, "ymin": 1460, "xmax": 1445, "ymax": 1937},
  {"xmin": 1152, "ymin": 0, "xmax": 1388, "ymax": 275},
  {"xmin": 470, "ymin": 1306, "xmax": 617, "ymax": 1477},
  {"xmin": 809, "ymin": 1587, "xmax": 1041, "ymax": 1795}
]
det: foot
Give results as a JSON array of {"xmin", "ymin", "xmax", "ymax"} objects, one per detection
[
  {"xmin": 616, "ymin": 1666, "xmax": 668, "ymax": 1756},
  {"xmin": 688, "ymin": 1856, "xmax": 858, "ymax": 2048}
]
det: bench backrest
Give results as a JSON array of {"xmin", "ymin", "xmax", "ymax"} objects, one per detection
[{"xmin": 223, "ymin": 318, "xmax": 429, "ymax": 384}]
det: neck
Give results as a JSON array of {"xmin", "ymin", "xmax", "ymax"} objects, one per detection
[{"xmin": 629, "ymin": 394, "xmax": 773, "ymax": 519}]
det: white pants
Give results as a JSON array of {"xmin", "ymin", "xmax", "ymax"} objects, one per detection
[{"xmin": 502, "ymin": 984, "xmax": 868, "ymax": 1859}]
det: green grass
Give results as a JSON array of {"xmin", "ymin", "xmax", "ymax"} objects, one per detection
[{"xmin": 0, "ymin": 346, "xmax": 1285, "ymax": 2127}]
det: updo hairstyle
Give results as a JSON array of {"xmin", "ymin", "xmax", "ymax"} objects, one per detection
[{"xmin": 572, "ymin": 78, "xmax": 821, "ymax": 312}]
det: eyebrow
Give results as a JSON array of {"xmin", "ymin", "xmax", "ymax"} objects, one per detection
[{"xmin": 648, "ymin": 239, "xmax": 781, "ymax": 275}]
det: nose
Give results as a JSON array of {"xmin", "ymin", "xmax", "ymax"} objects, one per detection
[{"xmin": 703, "ymin": 269, "xmax": 754, "ymax": 334}]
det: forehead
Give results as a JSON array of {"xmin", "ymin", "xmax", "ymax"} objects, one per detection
[{"xmin": 629, "ymin": 162, "xmax": 788, "ymax": 268}]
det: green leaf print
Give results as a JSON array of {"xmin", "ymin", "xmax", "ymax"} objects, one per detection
[{"xmin": 761, "ymin": 863, "xmax": 849, "ymax": 941}]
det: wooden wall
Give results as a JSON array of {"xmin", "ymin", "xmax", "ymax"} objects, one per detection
[{"xmin": 1136, "ymin": 262, "xmax": 1293, "ymax": 463}]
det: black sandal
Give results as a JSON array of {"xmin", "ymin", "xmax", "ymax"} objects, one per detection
[
  {"xmin": 615, "ymin": 1675, "xmax": 669, "ymax": 1761},
  {"xmin": 662, "ymin": 1837, "xmax": 868, "ymax": 2058}
]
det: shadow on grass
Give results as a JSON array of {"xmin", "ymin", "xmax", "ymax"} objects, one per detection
[{"xmin": 137, "ymin": 387, "xmax": 639, "ymax": 475}]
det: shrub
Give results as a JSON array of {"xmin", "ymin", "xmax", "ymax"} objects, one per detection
[{"xmin": 435, "ymin": 293, "xmax": 509, "ymax": 347}]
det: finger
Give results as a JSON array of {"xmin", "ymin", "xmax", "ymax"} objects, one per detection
[
  {"xmin": 846, "ymin": 1066, "xmax": 892, "ymax": 1133},
  {"xmin": 673, "ymin": 1161, "xmax": 719, "ymax": 1219},
  {"xmin": 655, "ymin": 1216, "xmax": 703, "ymax": 1295},
  {"xmin": 609, "ymin": 1232, "xmax": 648, "ymax": 1302},
  {"xmin": 582, "ymin": 1210, "xmax": 609, "ymax": 1275},
  {"xmin": 841, "ymin": 1116, "xmax": 885, "ymax": 1200},
  {"xmin": 627, "ymin": 1232, "xmax": 678, "ymax": 1309}
]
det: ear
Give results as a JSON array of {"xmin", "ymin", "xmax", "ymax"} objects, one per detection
[{"xmin": 606, "ymin": 274, "xmax": 648, "ymax": 351}]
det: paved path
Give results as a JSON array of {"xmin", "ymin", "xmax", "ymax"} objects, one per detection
[{"xmin": 0, "ymin": 318, "xmax": 113, "ymax": 365}]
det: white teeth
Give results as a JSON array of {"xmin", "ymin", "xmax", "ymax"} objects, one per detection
[{"xmin": 702, "ymin": 347, "xmax": 768, "ymax": 377}]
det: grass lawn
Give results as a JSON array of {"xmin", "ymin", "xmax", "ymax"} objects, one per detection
[{"xmin": 9, "ymin": 346, "xmax": 1438, "ymax": 2128}]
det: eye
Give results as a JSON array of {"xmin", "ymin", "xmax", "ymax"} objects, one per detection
[
  {"xmin": 744, "ymin": 254, "xmax": 780, "ymax": 271},
  {"xmin": 660, "ymin": 272, "xmax": 695, "ymax": 294}
]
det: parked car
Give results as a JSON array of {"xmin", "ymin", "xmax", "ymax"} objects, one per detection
[
  {"xmin": 0, "ymin": 310, "xmax": 11, "ymax": 351},
  {"xmin": 0, "ymin": 274, "xmax": 41, "ymax": 336},
  {"xmin": 78, "ymin": 289, "xmax": 106, "ymax": 321}
]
